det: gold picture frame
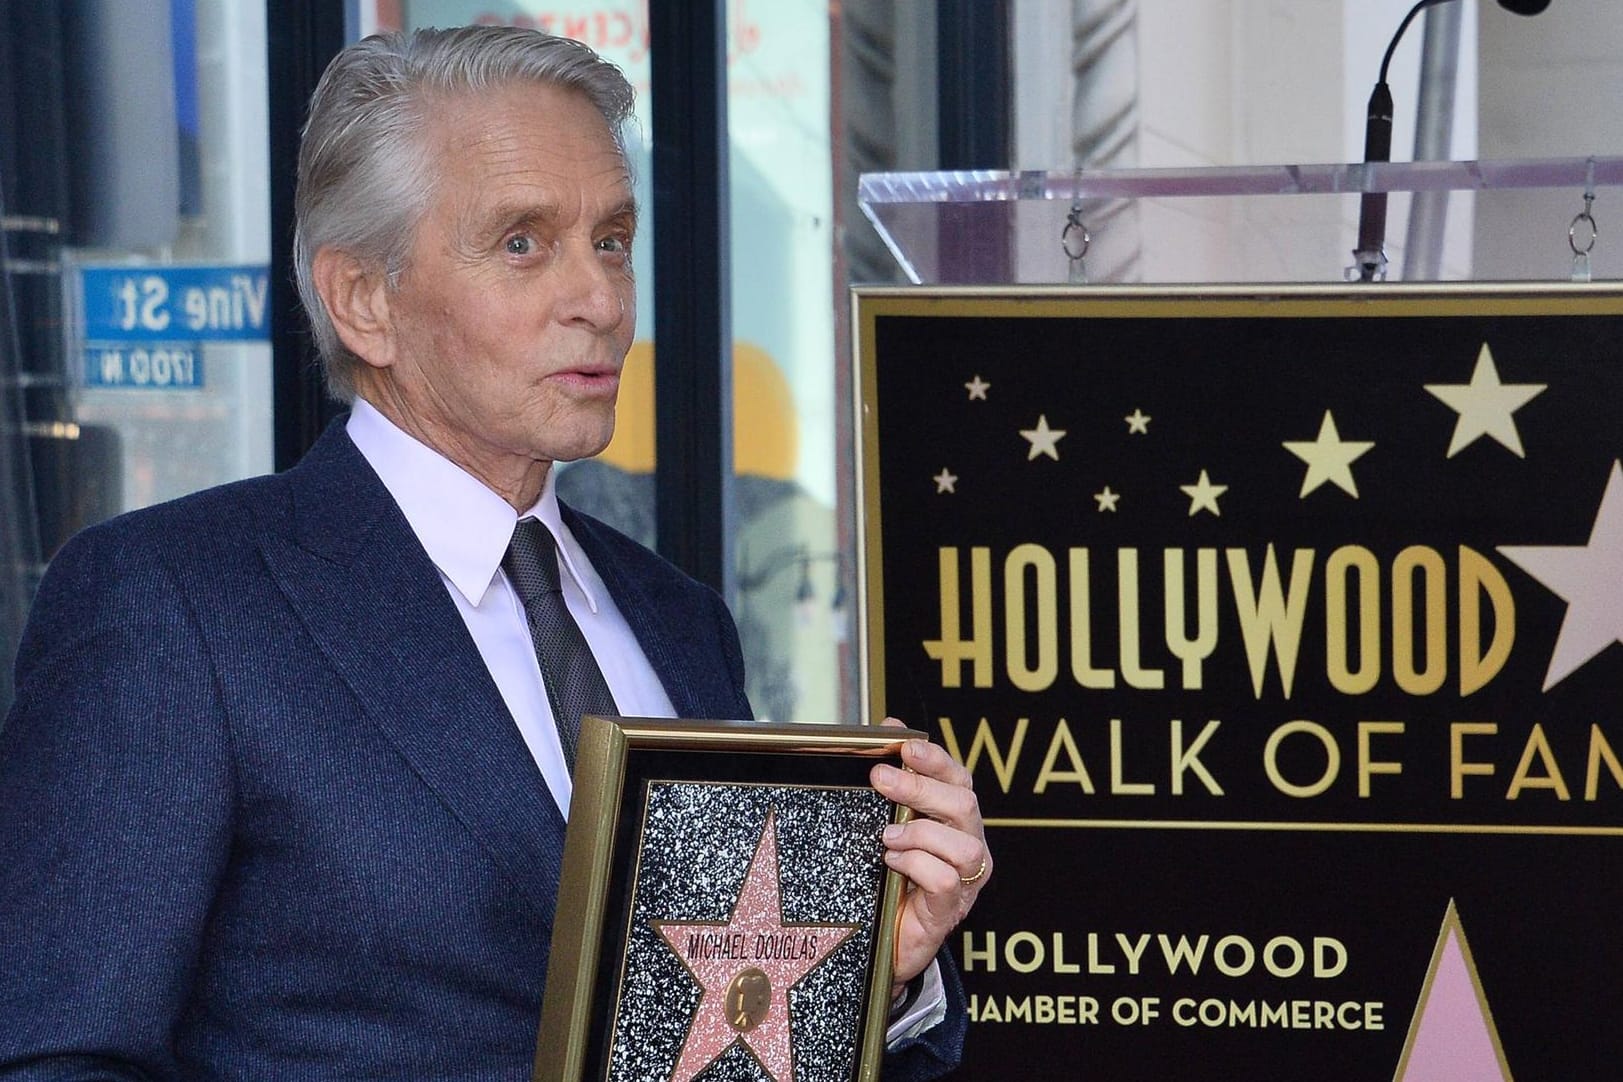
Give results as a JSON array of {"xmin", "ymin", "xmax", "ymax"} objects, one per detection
[{"xmin": 533, "ymin": 715, "xmax": 922, "ymax": 1082}]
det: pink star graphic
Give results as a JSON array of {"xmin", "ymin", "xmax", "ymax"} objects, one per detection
[
  {"xmin": 653, "ymin": 810, "xmax": 859, "ymax": 1082},
  {"xmin": 1499, "ymin": 460, "xmax": 1623, "ymax": 689}
]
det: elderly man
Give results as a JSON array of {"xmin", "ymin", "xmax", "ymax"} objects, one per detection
[{"xmin": 0, "ymin": 25, "xmax": 987, "ymax": 1080}]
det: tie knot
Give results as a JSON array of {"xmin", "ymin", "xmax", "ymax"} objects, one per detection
[{"xmin": 503, "ymin": 518, "xmax": 563, "ymax": 603}]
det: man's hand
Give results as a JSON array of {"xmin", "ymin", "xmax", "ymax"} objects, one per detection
[{"xmin": 869, "ymin": 718, "xmax": 990, "ymax": 995}]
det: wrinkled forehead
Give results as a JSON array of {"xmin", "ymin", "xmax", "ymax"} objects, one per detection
[{"xmin": 401, "ymin": 81, "xmax": 634, "ymax": 247}]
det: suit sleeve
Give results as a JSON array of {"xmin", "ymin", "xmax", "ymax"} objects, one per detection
[
  {"xmin": 880, "ymin": 947, "xmax": 968, "ymax": 1081},
  {"xmin": 707, "ymin": 582, "xmax": 752, "ymax": 719},
  {"xmin": 0, "ymin": 525, "xmax": 234, "ymax": 1078}
]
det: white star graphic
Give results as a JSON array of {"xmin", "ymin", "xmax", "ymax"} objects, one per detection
[
  {"xmin": 1020, "ymin": 415, "xmax": 1067, "ymax": 461},
  {"xmin": 1179, "ymin": 469, "xmax": 1227, "ymax": 516},
  {"xmin": 1125, "ymin": 409, "xmax": 1151, "ymax": 434},
  {"xmin": 1498, "ymin": 461, "xmax": 1623, "ymax": 690},
  {"xmin": 1094, "ymin": 486, "xmax": 1120, "ymax": 512},
  {"xmin": 965, "ymin": 375, "xmax": 991, "ymax": 400},
  {"xmin": 1424, "ymin": 343, "xmax": 1546, "ymax": 458},
  {"xmin": 1283, "ymin": 411, "xmax": 1375, "ymax": 498},
  {"xmin": 932, "ymin": 468, "xmax": 958, "ymax": 494}
]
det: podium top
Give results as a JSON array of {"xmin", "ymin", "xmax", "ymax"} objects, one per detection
[
  {"xmin": 859, "ymin": 156, "xmax": 1623, "ymax": 206},
  {"xmin": 857, "ymin": 156, "xmax": 1623, "ymax": 285}
]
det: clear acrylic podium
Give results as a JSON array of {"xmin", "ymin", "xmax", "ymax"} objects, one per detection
[{"xmin": 857, "ymin": 156, "xmax": 1623, "ymax": 286}]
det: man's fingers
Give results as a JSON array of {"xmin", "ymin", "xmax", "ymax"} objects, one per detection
[
  {"xmin": 870, "ymin": 760, "xmax": 980, "ymax": 827},
  {"xmin": 883, "ymin": 847, "xmax": 971, "ymax": 902},
  {"xmin": 884, "ymin": 818, "xmax": 985, "ymax": 876},
  {"xmin": 899, "ymin": 736, "xmax": 973, "ymax": 789}
]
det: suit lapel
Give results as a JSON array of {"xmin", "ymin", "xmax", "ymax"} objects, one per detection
[
  {"xmin": 258, "ymin": 424, "xmax": 566, "ymax": 920},
  {"xmin": 563, "ymin": 505, "xmax": 748, "ymax": 720}
]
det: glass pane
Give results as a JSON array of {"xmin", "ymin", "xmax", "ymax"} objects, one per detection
[
  {"xmin": 0, "ymin": 1, "xmax": 273, "ymax": 713},
  {"xmin": 725, "ymin": 2, "xmax": 848, "ymax": 723}
]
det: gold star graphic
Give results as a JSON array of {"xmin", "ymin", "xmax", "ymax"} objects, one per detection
[
  {"xmin": 964, "ymin": 374, "xmax": 990, "ymax": 400},
  {"xmin": 1094, "ymin": 486, "xmax": 1120, "ymax": 512},
  {"xmin": 1283, "ymin": 411, "xmax": 1374, "ymax": 498},
  {"xmin": 1424, "ymin": 343, "xmax": 1546, "ymax": 458},
  {"xmin": 932, "ymin": 468, "xmax": 958, "ymax": 494},
  {"xmin": 1125, "ymin": 409, "xmax": 1151, "ymax": 434},
  {"xmin": 1020, "ymin": 415, "xmax": 1066, "ymax": 461},
  {"xmin": 1179, "ymin": 470, "xmax": 1227, "ymax": 516}
]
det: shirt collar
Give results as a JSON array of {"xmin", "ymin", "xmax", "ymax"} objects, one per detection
[{"xmin": 345, "ymin": 399, "xmax": 601, "ymax": 612}]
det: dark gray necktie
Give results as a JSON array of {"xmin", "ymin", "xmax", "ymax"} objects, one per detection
[{"xmin": 501, "ymin": 517, "xmax": 618, "ymax": 772}]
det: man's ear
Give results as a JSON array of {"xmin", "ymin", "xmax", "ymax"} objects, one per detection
[{"xmin": 311, "ymin": 246, "xmax": 395, "ymax": 369}]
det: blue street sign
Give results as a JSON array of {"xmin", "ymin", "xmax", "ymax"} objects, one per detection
[{"xmin": 79, "ymin": 265, "xmax": 271, "ymax": 343}]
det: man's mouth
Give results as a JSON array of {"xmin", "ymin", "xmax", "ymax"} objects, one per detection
[{"xmin": 551, "ymin": 364, "xmax": 621, "ymax": 394}]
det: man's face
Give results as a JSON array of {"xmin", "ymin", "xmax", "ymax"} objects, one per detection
[{"xmin": 362, "ymin": 81, "xmax": 637, "ymax": 495}]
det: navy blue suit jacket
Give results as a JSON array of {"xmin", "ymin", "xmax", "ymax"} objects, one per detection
[{"xmin": 0, "ymin": 422, "xmax": 963, "ymax": 1079}]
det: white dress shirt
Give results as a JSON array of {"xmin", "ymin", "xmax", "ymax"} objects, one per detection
[{"xmin": 347, "ymin": 400, "xmax": 674, "ymax": 817}]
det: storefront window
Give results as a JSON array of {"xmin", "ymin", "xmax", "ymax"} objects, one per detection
[{"xmin": 1, "ymin": 1, "xmax": 272, "ymax": 713}]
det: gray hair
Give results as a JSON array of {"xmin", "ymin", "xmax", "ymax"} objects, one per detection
[{"xmin": 293, "ymin": 26, "xmax": 635, "ymax": 401}]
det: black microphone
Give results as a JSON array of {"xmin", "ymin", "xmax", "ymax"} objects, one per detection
[{"xmin": 1353, "ymin": 0, "xmax": 1550, "ymax": 281}]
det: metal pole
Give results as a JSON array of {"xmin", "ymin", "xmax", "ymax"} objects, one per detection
[{"xmin": 1403, "ymin": 2, "xmax": 1463, "ymax": 280}]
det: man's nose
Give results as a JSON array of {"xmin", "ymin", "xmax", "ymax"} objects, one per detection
[{"xmin": 557, "ymin": 241, "xmax": 628, "ymax": 330}]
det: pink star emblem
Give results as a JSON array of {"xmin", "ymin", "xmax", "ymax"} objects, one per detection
[{"xmin": 653, "ymin": 810, "xmax": 860, "ymax": 1082}]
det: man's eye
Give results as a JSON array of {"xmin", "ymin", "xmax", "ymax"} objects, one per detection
[
  {"xmin": 504, "ymin": 234, "xmax": 535, "ymax": 256},
  {"xmin": 597, "ymin": 235, "xmax": 630, "ymax": 255}
]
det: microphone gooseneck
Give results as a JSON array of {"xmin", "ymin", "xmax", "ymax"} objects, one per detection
[{"xmin": 1353, "ymin": 0, "xmax": 1550, "ymax": 282}]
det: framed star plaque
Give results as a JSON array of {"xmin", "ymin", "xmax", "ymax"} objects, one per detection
[{"xmin": 532, "ymin": 715, "xmax": 923, "ymax": 1082}]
